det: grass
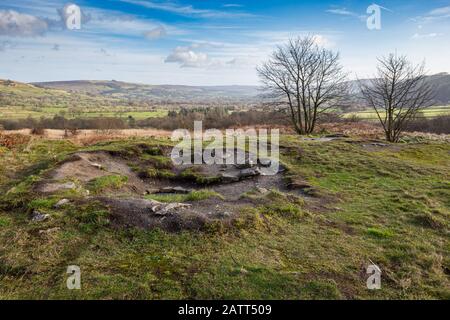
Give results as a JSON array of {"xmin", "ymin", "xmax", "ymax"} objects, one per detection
[
  {"xmin": 86, "ymin": 175, "xmax": 129, "ymax": 194},
  {"xmin": 343, "ymin": 105, "xmax": 450, "ymax": 120},
  {"xmin": 0, "ymin": 135, "xmax": 448, "ymax": 299},
  {"xmin": 146, "ymin": 189, "xmax": 223, "ymax": 203},
  {"xmin": 0, "ymin": 106, "xmax": 167, "ymax": 120},
  {"xmin": 0, "ymin": 79, "xmax": 168, "ymax": 120}
]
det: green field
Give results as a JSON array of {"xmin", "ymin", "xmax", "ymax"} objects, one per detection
[
  {"xmin": 0, "ymin": 135, "xmax": 448, "ymax": 299},
  {"xmin": 0, "ymin": 80, "xmax": 167, "ymax": 120},
  {"xmin": 344, "ymin": 106, "xmax": 450, "ymax": 120},
  {"xmin": 0, "ymin": 107, "xmax": 167, "ymax": 120}
]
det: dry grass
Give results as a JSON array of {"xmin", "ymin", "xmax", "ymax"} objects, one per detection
[{"xmin": 2, "ymin": 128, "xmax": 173, "ymax": 146}]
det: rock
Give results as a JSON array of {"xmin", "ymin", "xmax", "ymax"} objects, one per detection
[
  {"xmin": 145, "ymin": 188, "xmax": 159, "ymax": 195},
  {"xmin": 258, "ymin": 158, "xmax": 272, "ymax": 167},
  {"xmin": 90, "ymin": 162, "xmax": 103, "ymax": 170},
  {"xmin": 234, "ymin": 159, "xmax": 257, "ymax": 169},
  {"xmin": 39, "ymin": 227, "xmax": 60, "ymax": 235},
  {"xmin": 239, "ymin": 267, "xmax": 249, "ymax": 274},
  {"xmin": 239, "ymin": 168, "xmax": 260, "ymax": 179},
  {"xmin": 152, "ymin": 202, "xmax": 191, "ymax": 216},
  {"xmin": 157, "ymin": 186, "xmax": 192, "ymax": 194},
  {"xmin": 31, "ymin": 210, "xmax": 50, "ymax": 222},
  {"xmin": 363, "ymin": 142, "xmax": 388, "ymax": 148},
  {"xmin": 54, "ymin": 199, "xmax": 70, "ymax": 208},
  {"xmin": 256, "ymin": 187, "xmax": 269, "ymax": 194},
  {"xmin": 220, "ymin": 172, "xmax": 240, "ymax": 183},
  {"xmin": 61, "ymin": 182, "xmax": 76, "ymax": 189},
  {"xmin": 325, "ymin": 133, "xmax": 349, "ymax": 138}
]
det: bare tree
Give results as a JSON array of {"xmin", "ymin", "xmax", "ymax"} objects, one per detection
[
  {"xmin": 257, "ymin": 36, "xmax": 348, "ymax": 134},
  {"xmin": 359, "ymin": 54, "xmax": 434, "ymax": 142}
]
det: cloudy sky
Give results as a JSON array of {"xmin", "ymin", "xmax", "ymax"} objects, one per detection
[{"xmin": 0, "ymin": 0, "xmax": 449, "ymax": 85}]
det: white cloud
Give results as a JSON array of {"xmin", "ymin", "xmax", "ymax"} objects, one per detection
[
  {"xmin": 165, "ymin": 46, "xmax": 210, "ymax": 68},
  {"xmin": 144, "ymin": 26, "xmax": 167, "ymax": 40},
  {"xmin": 117, "ymin": 0, "xmax": 255, "ymax": 18},
  {"xmin": 428, "ymin": 6, "xmax": 450, "ymax": 16},
  {"xmin": 0, "ymin": 10, "xmax": 48, "ymax": 37},
  {"xmin": 312, "ymin": 34, "xmax": 334, "ymax": 48},
  {"xmin": 411, "ymin": 32, "xmax": 443, "ymax": 39},
  {"xmin": 326, "ymin": 8, "xmax": 355, "ymax": 16},
  {"xmin": 326, "ymin": 7, "xmax": 366, "ymax": 21},
  {"xmin": 223, "ymin": 4, "xmax": 243, "ymax": 8},
  {"xmin": 413, "ymin": 6, "xmax": 450, "ymax": 23}
]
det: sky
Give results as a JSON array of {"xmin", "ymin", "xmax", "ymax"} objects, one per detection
[{"xmin": 0, "ymin": 0, "xmax": 449, "ymax": 85}]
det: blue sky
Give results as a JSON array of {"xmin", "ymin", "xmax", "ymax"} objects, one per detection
[{"xmin": 0, "ymin": 0, "xmax": 449, "ymax": 85}]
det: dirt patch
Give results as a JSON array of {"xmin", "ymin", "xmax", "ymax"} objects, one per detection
[
  {"xmin": 37, "ymin": 151, "xmax": 147, "ymax": 194},
  {"xmin": 35, "ymin": 145, "xmax": 312, "ymax": 231},
  {"xmin": 98, "ymin": 197, "xmax": 205, "ymax": 232}
]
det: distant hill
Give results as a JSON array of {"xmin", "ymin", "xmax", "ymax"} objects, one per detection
[
  {"xmin": 33, "ymin": 73, "xmax": 450, "ymax": 106},
  {"xmin": 32, "ymin": 80, "xmax": 261, "ymax": 103},
  {"xmin": 347, "ymin": 72, "xmax": 450, "ymax": 106},
  {"xmin": 425, "ymin": 72, "xmax": 450, "ymax": 105}
]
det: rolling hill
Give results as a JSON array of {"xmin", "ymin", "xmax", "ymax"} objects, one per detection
[{"xmin": 32, "ymin": 80, "xmax": 261, "ymax": 103}]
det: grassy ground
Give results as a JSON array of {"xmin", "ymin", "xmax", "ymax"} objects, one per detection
[
  {"xmin": 0, "ymin": 80, "xmax": 168, "ymax": 120},
  {"xmin": 0, "ymin": 135, "xmax": 448, "ymax": 299},
  {"xmin": 343, "ymin": 106, "xmax": 450, "ymax": 120},
  {"xmin": 0, "ymin": 106, "xmax": 167, "ymax": 120}
]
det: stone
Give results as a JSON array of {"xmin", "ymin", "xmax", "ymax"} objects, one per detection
[
  {"xmin": 256, "ymin": 187, "xmax": 269, "ymax": 194},
  {"xmin": 90, "ymin": 162, "xmax": 103, "ymax": 170},
  {"xmin": 158, "ymin": 186, "xmax": 191, "ymax": 194},
  {"xmin": 258, "ymin": 158, "xmax": 272, "ymax": 167},
  {"xmin": 54, "ymin": 199, "xmax": 70, "ymax": 208},
  {"xmin": 220, "ymin": 172, "xmax": 240, "ymax": 183},
  {"xmin": 325, "ymin": 133, "xmax": 349, "ymax": 138},
  {"xmin": 239, "ymin": 168, "xmax": 260, "ymax": 179},
  {"xmin": 31, "ymin": 210, "xmax": 50, "ymax": 222},
  {"xmin": 152, "ymin": 202, "xmax": 191, "ymax": 216},
  {"xmin": 39, "ymin": 227, "xmax": 60, "ymax": 235}
]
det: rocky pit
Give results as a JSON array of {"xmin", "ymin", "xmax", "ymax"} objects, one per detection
[{"xmin": 34, "ymin": 145, "xmax": 309, "ymax": 232}]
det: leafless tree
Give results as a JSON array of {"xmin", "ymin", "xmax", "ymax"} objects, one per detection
[
  {"xmin": 359, "ymin": 54, "xmax": 434, "ymax": 142},
  {"xmin": 257, "ymin": 36, "xmax": 348, "ymax": 134}
]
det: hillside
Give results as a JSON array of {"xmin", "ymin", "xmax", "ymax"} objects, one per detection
[
  {"xmin": 32, "ymin": 80, "xmax": 261, "ymax": 103},
  {"xmin": 33, "ymin": 73, "xmax": 450, "ymax": 106},
  {"xmin": 347, "ymin": 72, "xmax": 450, "ymax": 107}
]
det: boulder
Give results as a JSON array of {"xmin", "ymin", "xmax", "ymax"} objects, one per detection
[{"xmin": 31, "ymin": 210, "xmax": 50, "ymax": 222}]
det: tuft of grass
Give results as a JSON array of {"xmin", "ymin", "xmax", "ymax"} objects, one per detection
[
  {"xmin": 366, "ymin": 227, "xmax": 394, "ymax": 239},
  {"xmin": 86, "ymin": 175, "xmax": 128, "ymax": 194},
  {"xmin": 146, "ymin": 189, "xmax": 223, "ymax": 203},
  {"xmin": 0, "ymin": 216, "xmax": 11, "ymax": 227}
]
